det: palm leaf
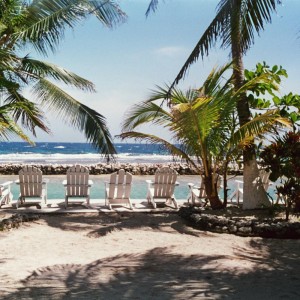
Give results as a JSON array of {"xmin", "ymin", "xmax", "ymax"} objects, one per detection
[
  {"xmin": 13, "ymin": 0, "xmax": 126, "ymax": 54},
  {"xmin": 20, "ymin": 56, "xmax": 95, "ymax": 91},
  {"xmin": 122, "ymin": 101, "xmax": 172, "ymax": 131},
  {"xmin": 145, "ymin": 0, "xmax": 159, "ymax": 17},
  {"xmin": 32, "ymin": 78, "xmax": 116, "ymax": 158},
  {"xmin": 168, "ymin": 0, "xmax": 281, "ymax": 89},
  {"xmin": 118, "ymin": 131, "xmax": 199, "ymax": 169},
  {"xmin": 3, "ymin": 92, "xmax": 50, "ymax": 136},
  {"xmin": 0, "ymin": 110, "xmax": 34, "ymax": 144},
  {"xmin": 228, "ymin": 109, "xmax": 291, "ymax": 149}
]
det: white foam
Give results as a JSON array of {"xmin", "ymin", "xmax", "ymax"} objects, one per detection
[{"xmin": 0, "ymin": 153, "xmax": 177, "ymax": 164}]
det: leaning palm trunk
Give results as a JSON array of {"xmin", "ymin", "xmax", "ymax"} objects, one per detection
[
  {"xmin": 203, "ymin": 173, "xmax": 223, "ymax": 209},
  {"xmin": 201, "ymin": 157, "xmax": 223, "ymax": 209},
  {"xmin": 231, "ymin": 7, "xmax": 270, "ymax": 209}
]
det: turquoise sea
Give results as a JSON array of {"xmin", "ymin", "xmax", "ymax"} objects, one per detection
[{"xmin": 0, "ymin": 174, "xmax": 199, "ymax": 201}]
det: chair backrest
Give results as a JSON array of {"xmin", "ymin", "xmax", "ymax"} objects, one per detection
[
  {"xmin": 259, "ymin": 169, "xmax": 271, "ymax": 191},
  {"xmin": 19, "ymin": 166, "xmax": 43, "ymax": 197},
  {"xmin": 153, "ymin": 167, "xmax": 178, "ymax": 198},
  {"xmin": 0, "ymin": 186, "xmax": 4, "ymax": 196},
  {"xmin": 107, "ymin": 169, "xmax": 132, "ymax": 199},
  {"xmin": 66, "ymin": 165, "xmax": 90, "ymax": 196}
]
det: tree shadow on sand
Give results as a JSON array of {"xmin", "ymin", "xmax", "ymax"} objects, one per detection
[
  {"xmin": 2, "ymin": 240, "xmax": 300, "ymax": 300},
  {"xmin": 42, "ymin": 213, "xmax": 212, "ymax": 238}
]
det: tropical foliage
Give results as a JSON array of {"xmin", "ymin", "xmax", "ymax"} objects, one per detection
[
  {"xmin": 146, "ymin": 0, "xmax": 283, "ymax": 209},
  {"xmin": 119, "ymin": 64, "xmax": 288, "ymax": 209},
  {"xmin": 0, "ymin": 0, "xmax": 126, "ymax": 158},
  {"xmin": 260, "ymin": 131, "xmax": 300, "ymax": 220}
]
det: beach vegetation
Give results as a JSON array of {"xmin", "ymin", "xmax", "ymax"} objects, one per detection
[
  {"xmin": 146, "ymin": 0, "xmax": 283, "ymax": 209},
  {"xmin": 260, "ymin": 131, "xmax": 300, "ymax": 220},
  {"xmin": 0, "ymin": 0, "xmax": 126, "ymax": 159},
  {"xmin": 246, "ymin": 62, "xmax": 300, "ymax": 219},
  {"xmin": 119, "ymin": 63, "xmax": 289, "ymax": 209}
]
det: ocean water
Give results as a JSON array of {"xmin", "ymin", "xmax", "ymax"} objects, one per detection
[{"xmin": 0, "ymin": 142, "xmax": 177, "ymax": 164}]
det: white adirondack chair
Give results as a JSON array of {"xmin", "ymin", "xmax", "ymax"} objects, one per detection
[
  {"xmin": 228, "ymin": 169, "xmax": 272, "ymax": 205},
  {"xmin": 188, "ymin": 175, "xmax": 222, "ymax": 207},
  {"xmin": 63, "ymin": 165, "xmax": 93, "ymax": 208},
  {"xmin": 105, "ymin": 169, "xmax": 133, "ymax": 210},
  {"xmin": 146, "ymin": 167, "xmax": 179, "ymax": 209},
  {"xmin": 0, "ymin": 181, "xmax": 13, "ymax": 208},
  {"xmin": 16, "ymin": 166, "xmax": 47, "ymax": 209}
]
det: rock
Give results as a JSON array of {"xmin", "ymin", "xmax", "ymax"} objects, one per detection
[
  {"xmin": 178, "ymin": 209, "xmax": 300, "ymax": 238},
  {"xmin": 237, "ymin": 226, "xmax": 252, "ymax": 235},
  {"xmin": 228, "ymin": 225, "xmax": 238, "ymax": 233},
  {"xmin": 0, "ymin": 214, "xmax": 40, "ymax": 231}
]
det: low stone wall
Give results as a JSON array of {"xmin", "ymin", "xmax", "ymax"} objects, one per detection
[
  {"xmin": 0, "ymin": 163, "xmax": 200, "ymax": 175},
  {"xmin": 179, "ymin": 207, "xmax": 300, "ymax": 239},
  {"xmin": 0, "ymin": 163, "xmax": 243, "ymax": 176}
]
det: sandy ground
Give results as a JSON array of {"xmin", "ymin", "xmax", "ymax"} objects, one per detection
[{"xmin": 0, "ymin": 212, "xmax": 300, "ymax": 300}]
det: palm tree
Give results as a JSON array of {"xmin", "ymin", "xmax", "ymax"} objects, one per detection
[
  {"xmin": 0, "ymin": 0, "xmax": 126, "ymax": 159},
  {"xmin": 0, "ymin": 48, "xmax": 50, "ymax": 142},
  {"xmin": 146, "ymin": 0, "xmax": 282, "ymax": 208},
  {"xmin": 0, "ymin": 99, "xmax": 44, "ymax": 143},
  {"xmin": 119, "ymin": 64, "xmax": 287, "ymax": 209}
]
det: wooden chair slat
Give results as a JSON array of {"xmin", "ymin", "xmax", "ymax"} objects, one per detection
[{"xmin": 105, "ymin": 169, "xmax": 133, "ymax": 210}]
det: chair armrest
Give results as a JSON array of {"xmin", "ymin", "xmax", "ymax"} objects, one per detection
[
  {"xmin": 188, "ymin": 183, "xmax": 203, "ymax": 190},
  {"xmin": 235, "ymin": 180, "xmax": 244, "ymax": 184},
  {"xmin": 0, "ymin": 181, "xmax": 13, "ymax": 187}
]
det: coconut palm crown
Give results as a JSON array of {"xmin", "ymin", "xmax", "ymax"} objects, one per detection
[
  {"xmin": 146, "ymin": 0, "xmax": 283, "ymax": 208},
  {"xmin": 119, "ymin": 64, "xmax": 289, "ymax": 209},
  {"xmin": 0, "ymin": 0, "xmax": 126, "ymax": 158}
]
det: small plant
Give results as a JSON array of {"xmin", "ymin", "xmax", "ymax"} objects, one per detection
[{"xmin": 260, "ymin": 131, "xmax": 300, "ymax": 220}]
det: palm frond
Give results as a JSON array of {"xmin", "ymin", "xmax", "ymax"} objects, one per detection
[
  {"xmin": 228, "ymin": 108, "xmax": 290, "ymax": 148},
  {"xmin": 3, "ymin": 92, "xmax": 50, "ymax": 136},
  {"xmin": 169, "ymin": 0, "xmax": 281, "ymax": 90},
  {"xmin": 13, "ymin": 0, "xmax": 126, "ymax": 54},
  {"xmin": 21, "ymin": 57, "xmax": 95, "ymax": 91},
  {"xmin": 0, "ymin": 111, "xmax": 34, "ymax": 144},
  {"xmin": 145, "ymin": 0, "xmax": 160, "ymax": 17},
  {"xmin": 122, "ymin": 101, "xmax": 172, "ymax": 132},
  {"xmin": 239, "ymin": 0, "xmax": 280, "ymax": 53},
  {"xmin": 169, "ymin": 10, "xmax": 227, "ymax": 90},
  {"xmin": 32, "ymin": 78, "xmax": 116, "ymax": 158},
  {"xmin": 118, "ymin": 131, "xmax": 198, "ymax": 169}
]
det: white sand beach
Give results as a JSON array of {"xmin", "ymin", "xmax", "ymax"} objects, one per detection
[{"xmin": 1, "ymin": 211, "xmax": 300, "ymax": 299}]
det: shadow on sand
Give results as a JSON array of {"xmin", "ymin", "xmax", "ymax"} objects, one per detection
[
  {"xmin": 1, "ymin": 241, "xmax": 300, "ymax": 300},
  {"xmin": 1, "ymin": 210, "xmax": 300, "ymax": 300},
  {"xmin": 41, "ymin": 212, "xmax": 212, "ymax": 238}
]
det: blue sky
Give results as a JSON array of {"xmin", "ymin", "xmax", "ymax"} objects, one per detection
[{"xmin": 25, "ymin": 0, "xmax": 300, "ymax": 143}]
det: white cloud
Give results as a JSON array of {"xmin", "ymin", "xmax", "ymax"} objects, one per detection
[{"xmin": 154, "ymin": 46, "xmax": 186, "ymax": 57}]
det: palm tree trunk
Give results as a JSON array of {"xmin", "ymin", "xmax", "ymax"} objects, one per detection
[
  {"xmin": 231, "ymin": 3, "xmax": 270, "ymax": 209},
  {"xmin": 203, "ymin": 173, "xmax": 223, "ymax": 210}
]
